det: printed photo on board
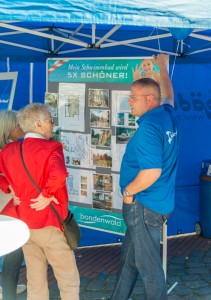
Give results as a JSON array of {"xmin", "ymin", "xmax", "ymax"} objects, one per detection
[
  {"xmin": 116, "ymin": 127, "xmax": 136, "ymax": 144},
  {"xmin": 45, "ymin": 92, "xmax": 58, "ymax": 117},
  {"xmin": 88, "ymin": 88, "xmax": 109, "ymax": 108},
  {"xmin": 90, "ymin": 109, "xmax": 110, "ymax": 128},
  {"xmin": 92, "ymin": 148, "xmax": 112, "ymax": 168},
  {"xmin": 92, "ymin": 192, "xmax": 112, "ymax": 211},
  {"xmin": 93, "ymin": 174, "xmax": 113, "ymax": 192},
  {"xmin": 91, "ymin": 128, "xmax": 112, "ymax": 147}
]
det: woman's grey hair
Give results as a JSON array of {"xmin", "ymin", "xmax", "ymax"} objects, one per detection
[
  {"xmin": 0, "ymin": 110, "xmax": 18, "ymax": 150},
  {"xmin": 17, "ymin": 103, "xmax": 51, "ymax": 133}
]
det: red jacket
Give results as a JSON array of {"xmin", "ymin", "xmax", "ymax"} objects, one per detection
[{"xmin": 0, "ymin": 138, "xmax": 69, "ymax": 230}]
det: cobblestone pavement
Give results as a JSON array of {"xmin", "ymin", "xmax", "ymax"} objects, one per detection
[{"xmin": 17, "ymin": 248, "xmax": 211, "ymax": 300}]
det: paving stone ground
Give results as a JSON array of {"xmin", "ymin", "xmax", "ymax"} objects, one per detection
[
  {"xmin": 6, "ymin": 237, "xmax": 211, "ymax": 300},
  {"xmin": 15, "ymin": 248, "xmax": 211, "ymax": 299},
  {"xmin": 77, "ymin": 248, "xmax": 211, "ymax": 299}
]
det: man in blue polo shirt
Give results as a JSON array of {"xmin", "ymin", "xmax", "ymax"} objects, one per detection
[{"xmin": 111, "ymin": 54, "xmax": 179, "ymax": 300}]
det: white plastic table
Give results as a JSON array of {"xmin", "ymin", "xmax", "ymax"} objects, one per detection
[{"xmin": 0, "ymin": 215, "xmax": 30, "ymax": 256}]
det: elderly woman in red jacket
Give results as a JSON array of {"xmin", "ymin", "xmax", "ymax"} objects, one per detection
[{"xmin": 0, "ymin": 104, "xmax": 80, "ymax": 300}]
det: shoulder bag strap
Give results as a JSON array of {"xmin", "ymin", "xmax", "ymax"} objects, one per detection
[{"xmin": 19, "ymin": 141, "xmax": 64, "ymax": 225}]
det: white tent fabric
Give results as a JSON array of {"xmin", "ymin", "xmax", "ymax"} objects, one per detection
[{"xmin": 0, "ymin": 0, "xmax": 211, "ymax": 28}]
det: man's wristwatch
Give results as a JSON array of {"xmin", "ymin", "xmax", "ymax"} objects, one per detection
[{"xmin": 123, "ymin": 188, "xmax": 133, "ymax": 197}]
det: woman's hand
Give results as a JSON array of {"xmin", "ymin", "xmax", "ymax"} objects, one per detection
[
  {"xmin": 30, "ymin": 193, "xmax": 59, "ymax": 211},
  {"xmin": 8, "ymin": 185, "xmax": 21, "ymax": 206}
]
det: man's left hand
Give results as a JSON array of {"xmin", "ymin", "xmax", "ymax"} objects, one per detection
[{"xmin": 123, "ymin": 195, "xmax": 134, "ymax": 205}]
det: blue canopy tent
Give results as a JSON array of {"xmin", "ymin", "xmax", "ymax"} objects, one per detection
[{"xmin": 0, "ymin": 0, "xmax": 211, "ymax": 245}]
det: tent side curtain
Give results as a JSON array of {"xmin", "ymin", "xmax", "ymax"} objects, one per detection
[{"xmin": 0, "ymin": 0, "xmax": 211, "ymax": 29}]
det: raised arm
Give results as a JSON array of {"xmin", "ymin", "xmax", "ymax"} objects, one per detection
[{"xmin": 153, "ymin": 54, "xmax": 174, "ymax": 107}]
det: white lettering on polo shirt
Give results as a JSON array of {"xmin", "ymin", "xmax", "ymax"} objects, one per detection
[{"xmin": 166, "ymin": 130, "xmax": 178, "ymax": 144}]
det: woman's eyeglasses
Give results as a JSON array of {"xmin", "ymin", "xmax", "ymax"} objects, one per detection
[
  {"xmin": 42, "ymin": 117, "xmax": 54, "ymax": 124},
  {"xmin": 49, "ymin": 118, "xmax": 54, "ymax": 124}
]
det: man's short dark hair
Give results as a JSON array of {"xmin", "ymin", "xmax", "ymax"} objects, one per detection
[{"xmin": 132, "ymin": 78, "xmax": 161, "ymax": 100}]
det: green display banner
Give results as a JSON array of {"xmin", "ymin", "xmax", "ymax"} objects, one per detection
[
  {"xmin": 71, "ymin": 205, "xmax": 126, "ymax": 235},
  {"xmin": 48, "ymin": 57, "xmax": 159, "ymax": 84},
  {"xmin": 47, "ymin": 56, "xmax": 160, "ymax": 238}
]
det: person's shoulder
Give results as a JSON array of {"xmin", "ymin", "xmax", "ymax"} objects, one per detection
[
  {"xmin": 1, "ymin": 140, "xmax": 20, "ymax": 152},
  {"xmin": 44, "ymin": 139, "xmax": 62, "ymax": 146},
  {"xmin": 139, "ymin": 113, "xmax": 158, "ymax": 128},
  {"xmin": 31, "ymin": 138, "xmax": 63, "ymax": 151},
  {"xmin": 147, "ymin": 105, "xmax": 165, "ymax": 117},
  {"xmin": 162, "ymin": 103, "xmax": 176, "ymax": 112},
  {"xmin": 47, "ymin": 139, "xmax": 63, "ymax": 151},
  {"xmin": 142, "ymin": 106, "xmax": 167, "ymax": 125}
]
